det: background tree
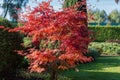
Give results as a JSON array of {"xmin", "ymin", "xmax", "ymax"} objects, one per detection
[
  {"xmin": 64, "ymin": 0, "xmax": 119, "ymax": 24},
  {"xmin": 1, "ymin": 0, "xmax": 28, "ymax": 22},
  {"xmin": 64, "ymin": 0, "xmax": 87, "ymax": 12},
  {"xmin": 93, "ymin": 9, "xmax": 107, "ymax": 25},
  {"xmin": 88, "ymin": 9, "xmax": 107, "ymax": 24},
  {"xmin": 87, "ymin": 9, "xmax": 93, "ymax": 22},
  {"xmin": 99, "ymin": 10, "xmax": 107, "ymax": 23},
  {"xmin": 93, "ymin": 9, "xmax": 100, "ymax": 25},
  {"xmin": 108, "ymin": 9, "xmax": 120, "ymax": 24}
]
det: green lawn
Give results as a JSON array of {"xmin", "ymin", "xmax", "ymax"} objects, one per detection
[{"xmin": 61, "ymin": 56, "xmax": 120, "ymax": 80}]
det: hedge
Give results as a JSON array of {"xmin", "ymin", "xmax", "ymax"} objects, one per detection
[
  {"xmin": 88, "ymin": 27, "xmax": 120, "ymax": 42},
  {"xmin": 0, "ymin": 17, "xmax": 24, "ymax": 74}
]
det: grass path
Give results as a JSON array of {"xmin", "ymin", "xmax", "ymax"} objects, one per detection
[{"xmin": 61, "ymin": 56, "xmax": 120, "ymax": 80}]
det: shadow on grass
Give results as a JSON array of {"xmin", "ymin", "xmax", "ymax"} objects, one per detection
[
  {"xmin": 1, "ymin": 56, "xmax": 120, "ymax": 80},
  {"xmin": 64, "ymin": 71, "xmax": 120, "ymax": 80},
  {"xmin": 61, "ymin": 56, "xmax": 120, "ymax": 80}
]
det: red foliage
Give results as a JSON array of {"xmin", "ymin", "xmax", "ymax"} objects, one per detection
[
  {"xmin": 0, "ymin": 26, "xmax": 4, "ymax": 29},
  {"xmin": 6, "ymin": 1, "xmax": 92, "ymax": 73}
]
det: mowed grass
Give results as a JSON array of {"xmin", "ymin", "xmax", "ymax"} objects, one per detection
[{"xmin": 60, "ymin": 56, "xmax": 120, "ymax": 80}]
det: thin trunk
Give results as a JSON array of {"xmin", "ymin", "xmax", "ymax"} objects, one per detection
[
  {"xmin": 50, "ymin": 69, "xmax": 57, "ymax": 80},
  {"xmin": 3, "ymin": 0, "xmax": 13, "ymax": 18},
  {"xmin": 77, "ymin": 0, "xmax": 87, "ymax": 13},
  {"xmin": 77, "ymin": 0, "xmax": 88, "ymax": 26},
  {"xmin": 3, "ymin": 3, "xmax": 9, "ymax": 18},
  {"xmin": 49, "ymin": 62, "xmax": 58, "ymax": 80}
]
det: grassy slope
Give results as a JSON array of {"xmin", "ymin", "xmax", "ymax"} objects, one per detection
[{"xmin": 61, "ymin": 56, "xmax": 120, "ymax": 80}]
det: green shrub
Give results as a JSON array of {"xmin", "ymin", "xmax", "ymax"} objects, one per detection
[
  {"xmin": 23, "ymin": 37, "xmax": 32, "ymax": 47},
  {"xmin": 0, "ymin": 17, "xmax": 13, "ymax": 28},
  {"xmin": 88, "ymin": 27, "xmax": 120, "ymax": 42},
  {"xmin": 89, "ymin": 42, "xmax": 120, "ymax": 55},
  {"xmin": 86, "ymin": 47, "xmax": 100, "ymax": 59},
  {"xmin": 117, "ymin": 50, "xmax": 120, "ymax": 55},
  {"xmin": 0, "ymin": 17, "xmax": 24, "ymax": 74}
]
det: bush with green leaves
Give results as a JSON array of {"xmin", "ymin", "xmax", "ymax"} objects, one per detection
[
  {"xmin": 23, "ymin": 37, "xmax": 32, "ymax": 47},
  {"xmin": 88, "ymin": 27, "xmax": 120, "ymax": 42},
  {"xmin": 0, "ymin": 17, "xmax": 13, "ymax": 28},
  {"xmin": 89, "ymin": 42, "xmax": 120, "ymax": 55},
  {"xmin": 86, "ymin": 47, "xmax": 100, "ymax": 60},
  {"xmin": 117, "ymin": 50, "xmax": 120, "ymax": 55},
  {"xmin": 0, "ymin": 17, "xmax": 24, "ymax": 74}
]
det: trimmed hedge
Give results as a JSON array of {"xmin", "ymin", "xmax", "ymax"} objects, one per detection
[
  {"xmin": 88, "ymin": 27, "xmax": 120, "ymax": 42},
  {"xmin": 0, "ymin": 17, "xmax": 13, "ymax": 28},
  {"xmin": 0, "ymin": 17, "xmax": 24, "ymax": 74}
]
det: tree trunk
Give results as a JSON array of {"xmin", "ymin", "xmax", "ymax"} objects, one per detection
[
  {"xmin": 49, "ymin": 62, "xmax": 58, "ymax": 80},
  {"xmin": 50, "ymin": 69, "xmax": 57, "ymax": 80},
  {"xmin": 77, "ymin": 0, "xmax": 87, "ymax": 25},
  {"xmin": 77, "ymin": 0, "xmax": 87, "ymax": 13},
  {"xmin": 3, "ymin": 3, "xmax": 9, "ymax": 18},
  {"xmin": 3, "ymin": 0, "xmax": 13, "ymax": 18}
]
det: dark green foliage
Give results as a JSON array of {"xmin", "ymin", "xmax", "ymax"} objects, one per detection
[
  {"xmin": 0, "ymin": 17, "xmax": 24, "ymax": 74},
  {"xmin": 88, "ymin": 27, "xmax": 120, "ymax": 42},
  {"xmin": 117, "ymin": 50, "xmax": 120, "ymax": 55},
  {"xmin": 86, "ymin": 48, "xmax": 100, "ymax": 60},
  {"xmin": 63, "ymin": 0, "xmax": 87, "ymax": 12},
  {"xmin": 18, "ymin": 71, "xmax": 71, "ymax": 80},
  {"xmin": 0, "ymin": 17, "xmax": 13, "ymax": 28},
  {"xmin": 63, "ymin": 0, "xmax": 77, "ymax": 8}
]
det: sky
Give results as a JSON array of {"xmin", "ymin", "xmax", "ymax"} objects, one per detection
[
  {"xmin": 87, "ymin": 0, "xmax": 120, "ymax": 14},
  {"xmin": 27, "ymin": 0, "xmax": 63, "ymax": 11},
  {"xmin": 28, "ymin": 0, "xmax": 120, "ymax": 14},
  {"xmin": 0, "ymin": 0, "xmax": 120, "ymax": 18}
]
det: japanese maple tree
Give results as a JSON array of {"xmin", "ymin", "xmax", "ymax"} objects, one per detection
[{"xmin": 1, "ymin": 1, "xmax": 93, "ymax": 80}]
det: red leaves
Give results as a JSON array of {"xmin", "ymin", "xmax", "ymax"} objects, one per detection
[
  {"xmin": 0, "ymin": 26, "xmax": 4, "ymax": 29},
  {"xmin": 6, "ymin": 1, "xmax": 92, "ymax": 73},
  {"xmin": 26, "ymin": 49, "xmax": 57, "ymax": 72}
]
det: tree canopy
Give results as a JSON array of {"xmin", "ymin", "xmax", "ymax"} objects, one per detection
[
  {"xmin": 108, "ymin": 9, "xmax": 120, "ymax": 24},
  {"xmin": 1, "ymin": 0, "xmax": 28, "ymax": 22},
  {"xmin": 64, "ymin": 0, "xmax": 119, "ymax": 9}
]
